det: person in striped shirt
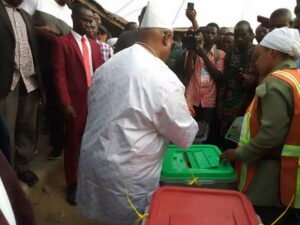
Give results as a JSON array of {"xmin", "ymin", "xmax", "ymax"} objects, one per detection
[
  {"xmin": 97, "ymin": 25, "xmax": 114, "ymax": 62},
  {"xmin": 87, "ymin": 20, "xmax": 114, "ymax": 62}
]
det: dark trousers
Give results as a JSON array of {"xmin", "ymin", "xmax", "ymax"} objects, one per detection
[
  {"xmin": 193, "ymin": 106, "xmax": 217, "ymax": 145},
  {"xmin": 0, "ymin": 110, "xmax": 10, "ymax": 162},
  {"xmin": 42, "ymin": 62, "xmax": 65, "ymax": 152},
  {"xmin": 255, "ymin": 206, "xmax": 300, "ymax": 225},
  {"xmin": 0, "ymin": 81, "xmax": 38, "ymax": 172},
  {"xmin": 46, "ymin": 96, "xmax": 65, "ymax": 151},
  {"xmin": 64, "ymin": 111, "xmax": 86, "ymax": 187}
]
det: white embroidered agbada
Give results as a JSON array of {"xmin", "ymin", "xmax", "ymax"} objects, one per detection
[{"xmin": 77, "ymin": 44, "xmax": 198, "ymax": 225}]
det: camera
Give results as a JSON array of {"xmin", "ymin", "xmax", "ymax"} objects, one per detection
[{"xmin": 182, "ymin": 27, "xmax": 207, "ymax": 50}]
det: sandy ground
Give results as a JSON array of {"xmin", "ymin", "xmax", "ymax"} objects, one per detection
[{"xmin": 21, "ymin": 134, "xmax": 106, "ymax": 225}]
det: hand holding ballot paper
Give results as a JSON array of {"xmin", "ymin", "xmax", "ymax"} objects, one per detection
[{"xmin": 225, "ymin": 116, "xmax": 244, "ymax": 144}]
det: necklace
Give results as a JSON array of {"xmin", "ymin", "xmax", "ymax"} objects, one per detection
[{"xmin": 136, "ymin": 42, "xmax": 157, "ymax": 57}]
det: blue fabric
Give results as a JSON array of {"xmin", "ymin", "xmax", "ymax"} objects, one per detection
[
  {"xmin": 296, "ymin": 59, "xmax": 300, "ymax": 69},
  {"xmin": 0, "ymin": 110, "xmax": 10, "ymax": 163}
]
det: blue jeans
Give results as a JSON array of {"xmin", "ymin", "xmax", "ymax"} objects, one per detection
[{"xmin": 0, "ymin": 109, "xmax": 10, "ymax": 163}]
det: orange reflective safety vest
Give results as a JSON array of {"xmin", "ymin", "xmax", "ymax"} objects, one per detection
[{"xmin": 236, "ymin": 68, "xmax": 300, "ymax": 208}]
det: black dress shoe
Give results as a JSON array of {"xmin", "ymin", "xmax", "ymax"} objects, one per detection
[
  {"xmin": 66, "ymin": 186, "xmax": 77, "ymax": 206},
  {"xmin": 17, "ymin": 170, "xmax": 39, "ymax": 187}
]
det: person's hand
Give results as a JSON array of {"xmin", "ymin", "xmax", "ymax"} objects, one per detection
[
  {"xmin": 187, "ymin": 49, "xmax": 197, "ymax": 59},
  {"xmin": 220, "ymin": 148, "xmax": 238, "ymax": 162},
  {"xmin": 37, "ymin": 26, "xmax": 57, "ymax": 34},
  {"xmin": 185, "ymin": 8, "xmax": 197, "ymax": 22},
  {"xmin": 195, "ymin": 45, "xmax": 205, "ymax": 57},
  {"xmin": 63, "ymin": 105, "xmax": 76, "ymax": 119},
  {"xmin": 36, "ymin": 26, "xmax": 58, "ymax": 40},
  {"xmin": 188, "ymin": 105, "xmax": 196, "ymax": 117},
  {"xmin": 195, "ymin": 32, "xmax": 204, "ymax": 49}
]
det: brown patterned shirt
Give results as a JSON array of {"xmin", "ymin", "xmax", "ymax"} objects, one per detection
[{"xmin": 4, "ymin": 3, "xmax": 38, "ymax": 93}]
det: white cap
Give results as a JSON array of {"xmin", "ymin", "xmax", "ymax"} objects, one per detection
[
  {"xmin": 260, "ymin": 27, "xmax": 300, "ymax": 59},
  {"xmin": 140, "ymin": 0, "xmax": 173, "ymax": 31},
  {"xmin": 107, "ymin": 37, "xmax": 118, "ymax": 47}
]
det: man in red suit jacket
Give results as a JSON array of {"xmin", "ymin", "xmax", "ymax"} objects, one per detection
[{"xmin": 52, "ymin": 3, "xmax": 102, "ymax": 205}]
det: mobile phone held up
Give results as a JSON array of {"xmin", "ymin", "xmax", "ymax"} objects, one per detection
[{"xmin": 187, "ymin": 2, "xmax": 194, "ymax": 10}]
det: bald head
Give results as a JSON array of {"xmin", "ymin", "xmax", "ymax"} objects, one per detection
[
  {"xmin": 270, "ymin": 8, "xmax": 292, "ymax": 20},
  {"xmin": 269, "ymin": 8, "xmax": 293, "ymax": 30},
  {"xmin": 138, "ymin": 28, "xmax": 173, "ymax": 62}
]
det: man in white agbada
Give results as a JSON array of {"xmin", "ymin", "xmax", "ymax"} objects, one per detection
[{"xmin": 76, "ymin": 1, "xmax": 198, "ymax": 225}]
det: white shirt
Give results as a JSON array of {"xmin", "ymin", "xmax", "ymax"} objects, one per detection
[
  {"xmin": 77, "ymin": 44, "xmax": 198, "ymax": 225},
  {"xmin": 71, "ymin": 30, "xmax": 94, "ymax": 77},
  {"xmin": 19, "ymin": 0, "xmax": 73, "ymax": 27},
  {"xmin": 0, "ymin": 178, "xmax": 16, "ymax": 225}
]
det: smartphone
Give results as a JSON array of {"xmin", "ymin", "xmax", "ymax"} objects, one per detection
[
  {"xmin": 257, "ymin": 15, "xmax": 269, "ymax": 28},
  {"xmin": 187, "ymin": 2, "xmax": 194, "ymax": 10}
]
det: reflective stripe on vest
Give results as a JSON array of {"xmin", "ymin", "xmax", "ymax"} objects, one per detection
[
  {"xmin": 237, "ymin": 100, "xmax": 255, "ymax": 192},
  {"xmin": 273, "ymin": 70, "xmax": 300, "ymax": 96},
  {"xmin": 281, "ymin": 144, "xmax": 300, "ymax": 207},
  {"xmin": 282, "ymin": 145, "xmax": 300, "ymax": 157},
  {"xmin": 239, "ymin": 100, "xmax": 255, "ymax": 147},
  {"xmin": 237, "ymin": 69, "xmax": 300, "ymax": 208},
  {"xmin": 237, "ymin": 162, "xmax": 248, "ymax": 192}
]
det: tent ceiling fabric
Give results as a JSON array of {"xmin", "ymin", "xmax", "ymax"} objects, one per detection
[{"xmin": 96, "ymin": 0, "xmax": 295, "ymax": 29}]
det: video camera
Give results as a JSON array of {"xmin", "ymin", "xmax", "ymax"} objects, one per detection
[{"xmin": 182, "ymin": 26, "xmax": 207, "ymax": 50}]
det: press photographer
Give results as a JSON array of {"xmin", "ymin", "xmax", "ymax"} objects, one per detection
[{"xmin": 184, "ymin": 8, "xmax": 225, "ymax": 144}]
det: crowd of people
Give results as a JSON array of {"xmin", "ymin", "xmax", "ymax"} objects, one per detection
[{"xmin": 0, "ymin": 0, "xmax": 300, "ymax": 224}]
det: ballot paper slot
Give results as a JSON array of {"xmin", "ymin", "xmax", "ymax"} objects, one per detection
[
  {"xmin": 183, "ymin": 152, "xmax": 192, "ymax": 168},
  {"xmin": 180, "ymin": 151, "xmax": 220, "ymax": 170}
]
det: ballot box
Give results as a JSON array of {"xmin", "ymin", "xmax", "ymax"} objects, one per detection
[
  {"xmin": 143, "ymin": 186, "xmax": 259, "ymax": 225},
  {"xmin": 160, "ymin": 144, "xmax": 236, "ymax": 189}
]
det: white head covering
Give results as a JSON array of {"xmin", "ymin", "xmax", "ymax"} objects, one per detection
[
  {"xmin": 107, "ymin": 37, "xmax": 118, "ymax": 47},
  {"xmin": 140, "ymin": 0, "xmax": 173, "ymax": 31},
  {"xmin": 260, "ymin": 27, "xmax": 300, "ymax": 59}
]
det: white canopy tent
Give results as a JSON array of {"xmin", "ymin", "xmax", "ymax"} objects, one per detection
[{"xmin": 96, "ymin": 0, "xmax": 295, "ymax": 30}]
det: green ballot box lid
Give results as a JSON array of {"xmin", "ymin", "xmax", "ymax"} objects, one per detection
[{"xmin": 160, "ymin": 144, "xmax": 236, "ymax": 185}]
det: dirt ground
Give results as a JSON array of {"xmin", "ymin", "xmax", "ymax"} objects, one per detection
[{"xmin": 21, "ymin": 134, "xmax": 106, "ymax": 225}]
